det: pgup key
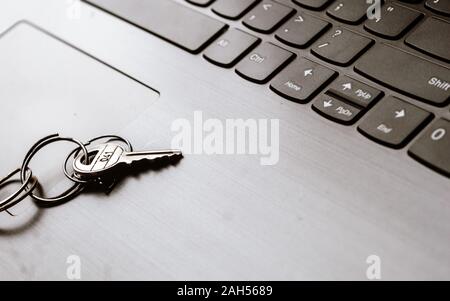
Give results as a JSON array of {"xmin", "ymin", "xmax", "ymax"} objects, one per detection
[{"xmin": 73, "ymin": 143, "xmax": 182, "ymax": 180}]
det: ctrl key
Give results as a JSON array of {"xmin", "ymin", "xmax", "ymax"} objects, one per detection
[{"xmin": 409, "ymin": 119, "xmax": 450, "ymax": 177}]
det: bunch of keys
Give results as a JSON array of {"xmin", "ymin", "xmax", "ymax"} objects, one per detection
[
  {"xmin": 0, "ymin": 134, "xmax": 183, "ymax": 214},
  {"xmin": 71, "ymin": 142, "xmax": 182, "ymax": 183}
]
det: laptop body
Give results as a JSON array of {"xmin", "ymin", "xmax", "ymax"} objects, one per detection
[{"xmin": 0, "ymin": 0, "xmax": 449, "ymax": 280}]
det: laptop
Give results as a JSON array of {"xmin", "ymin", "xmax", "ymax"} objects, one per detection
[{"xmin": 0, "ymin": 0, "xmax": 448, "ymax": 280}]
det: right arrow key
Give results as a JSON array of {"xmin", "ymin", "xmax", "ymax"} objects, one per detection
[{"xmin": 358, "ymin": 96, "xmax": 433, "ymax": 149}]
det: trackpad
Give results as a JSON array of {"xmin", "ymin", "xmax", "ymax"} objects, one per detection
[{"xmin": 0, "ymin": 22, "xmax": 159, "ymax": 208}]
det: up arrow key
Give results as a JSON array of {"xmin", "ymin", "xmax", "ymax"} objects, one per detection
[
  {"xmin": 342, "ymin": 83, "xmax": 352, "ymax": 91},
  {"xmin": 263, "ymin": 4, "xmax": 272, "ymax": 10},
  {"xmin": 395, "ymin": 109, "xmax": 405, "ymax": 118}
]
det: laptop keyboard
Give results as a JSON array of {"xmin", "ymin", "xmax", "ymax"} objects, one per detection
[{"xmin": 84, "ymin": 0, "xmax": 450, "ymax": 178}]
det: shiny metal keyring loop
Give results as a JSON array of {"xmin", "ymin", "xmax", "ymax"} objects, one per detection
[
  {"xmin": 20, "ymin": 134, "xmax": 90, "ymax": 204},
  {"xmin": 0, "ymin": 168, "xmax": 37, "ymax": 212},
  {"xmin": 63, "ymin": 135, "xmax": 133, "ymax": 184}
]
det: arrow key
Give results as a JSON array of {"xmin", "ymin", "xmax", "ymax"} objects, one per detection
[
  {"xmin": 327, "ymin": 76, "xmax": 383, "ymax": 108},
  {"xmin": 358, "ymin": 96, "xmax": 433, "ymax": 148},
  {"xmin": 312, "ymin": 94, "xmax": 362, "ymax": 125}
]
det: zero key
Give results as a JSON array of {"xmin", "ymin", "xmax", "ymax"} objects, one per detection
[{"xmin": 409, "ymin": 119, "xmax": 450, "ymax": 177}]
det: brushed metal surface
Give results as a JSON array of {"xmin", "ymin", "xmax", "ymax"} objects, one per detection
[{"xmin": 0, "ymin": 0, "xmax": 449, "ymax": 280}]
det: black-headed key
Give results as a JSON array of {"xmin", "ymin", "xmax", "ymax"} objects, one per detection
[
  {"xmin": 85, "ymin": 0, "xmax": 226, "ymax": 54},
  {"xmin": 405, "ymin": 17, "xmax": 450, "ymax": 63},
  {"xmin": 270, "ymin": 58, "xmax": 336, "ymax": 103},
  {"xmin": 327, "ymin": 0, "xmax": 371, "ymax": 24},
  {"xmin": 355, "ymin": 44, "xmax": 450, "ymax": 106},
  {"xmin": 186, "ymin": 0, "xmax": 215, "ymax": 7},
  {"xmin": 365, "ymin": 4, "xmax": 423, "ymax": 39},
  {"xmin": 409, "ymin": 118, "xmax": 450, "ymax": 177},
  {"xmin": 358, "ymin": 96, "xmax": 433, "ymax": 148},
  {"xmin": 275, "ymin": 13, "xmax": 330, "ymax": 48},
  {"xmin": 243, "ymin": 1, "xmax": 294, "ymax": 33},
  {"xmin": 327, "ymin": 76, "xmax": 383, "ymax": 108},
  {"xmin": 293, "ymin": 0, "xmax": 333, "ymax": 10},
  {"xmin": 312, "ymin": 94, "xmax": 362, "ymax": 125},
  {"xmin": 311, "ymin": 28, "xmax": 373, "ymax": 66},
  {"xmin": 204, "ymin": 29, "xmax": 260, "ymax": 68},
  {"xmin": 425, "ymin": 0, "xmax": 450, "ymax": 17},
  {"xmin": 236, "ymin": 42, "xmax": 294, "ymax": 84},
  {"xmin": 212, "ymin": 0, "xmax": 259, "ymax": 19}
]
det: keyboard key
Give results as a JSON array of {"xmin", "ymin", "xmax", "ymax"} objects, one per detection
[
  {"xmin": 235, "ymin": 42, "xmax": 294, "ymax": 83},
  {"xmin": 364, "ymin": 4, "xmax": 423, "ymax": 39},
  {"xmin": 187, "ymin": 0, "xmax": 215, "ymax": 6},
  {"xmin": 358, "ymin": 96, "xmax": 432, "ymax": 148},
  {"xmin": 312, "ymin": 94, "xmax": 362, "ymax": 125},
  {"xmin": 292, "ymin": 0, "xmax": 333, "ymax": 10},
  {"xmin": 212, "ymin": 0, "xmax": 259, "ymax": 20},
  {"xmin": 270, "ymin": 58, "xmax": 337, "ymax": 103},
  {"xmin": 327, "ymin": 76, "xmax": 383, "ymax": 108},
  {"xmin": 204, "ymin": 29, "xmax": 260, "ymax": 67},
  {"xmin": 311, "ymin": 28, "xmax": 373, "ymax": 66},
  {"xmin": 405, "ymin": 17, "xmax": 450, "ymax": 63},
  {"xmin": 327, "ymin": 0, "xmax": 371, "ymax": 24},
  {"xmin": 275, "ymin": 13, "xmax": 330, "ymax": 48},
  {"xmin": 243, "ymin": 1, "xmax": 294, "ymax": 33},
  {"xmin": 425, "ymin": 0, "xmax": 450, "ymax": 17},
  {"xmin": 85, "ymin": 0, "xmax": 226, "ymax": 53},
  {"xmin": 409, "ymin": 118, "xmax": 450, "ymax": 177},
  {"xmin": 355, "ymin": 44, "xmax": 450, "ymax": 106}
]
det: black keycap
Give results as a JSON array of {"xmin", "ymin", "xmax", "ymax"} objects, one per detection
[
  {"xmin": 292, "ymin": 0, "xmax": 333, "ymax": 10},
  {"xmin": 275, "ymin": 13, "xmax": 330, "ymax": 48},
  {"xmin": 355, "ymin": 44, "xmax": 450, "ymax": 106},
  {"xmin": 235, "ymin": 42, "xmax": 294, "ymax": 83},
  {"xmin": 85, "ymin": 0, "xmax": 226, "ymax": 54},
  {"xmin": 212, "ymin": 0, "xmax": 259, "ymax": 20},
  {"xmin": 187, "ymin": 0, "xmax": 215, "ymax": 6},
  {"xmin": 358, "ymin": 96, "xmax": 433, "ymax": 148},
  {"xmin": 327, "ymin": 76, "xmax": 383, "ymax": 108},
  {"xmin": 409, "ymin": 118, "xmax": 450, "ymax": 177},
  {"xmin": 270, "ymin": 58, "xmax": 337, "ymax": 103},
  {"xmin": 311, "ymin": 28, "xmax": 373, "ymax": 66},
  {"xmin": 327, "ymin": 0, "xmax": 371, "ymax": 24},
  {"xmin": 364, "ymin": 4, "xmax": 423, "ymax": 39},
  {"xmin": 405, "ymin": 17, "xmax": 450, "ymax": 63},
  {"xmin": 312, "ymin": 94, "xmax": 362, "ymax": 125},
  {"xmin": 425, "ymin": 0, "xmax": 450, "ymax": 17},
  {"xmin": 204, "ymin": 29, "xmax": 260, "ymax": 68},
  {"xmin": 243, "ymin": 1, "xmax": 294, "ymax": 33}
]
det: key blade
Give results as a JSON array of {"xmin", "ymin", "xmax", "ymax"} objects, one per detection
[{"xmin": 120, "ymin": 149, "xmax": 183, "ymax": 165}]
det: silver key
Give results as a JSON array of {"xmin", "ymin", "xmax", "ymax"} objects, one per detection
[{"xmin": 72, "ymin": 142, "xmax": 182, "ymax": 180}]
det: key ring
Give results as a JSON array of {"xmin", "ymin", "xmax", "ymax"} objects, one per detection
[
  {"xmin": 63, "ymin": 135, "xmax": 133, "ymax": 184},
  {"xmin": 0, "ymin": 168, "xmax": 37, "ymax": 213},
  {"xmin": 20, "ymin": 134, "xmax": 90, "ymax": 205}
]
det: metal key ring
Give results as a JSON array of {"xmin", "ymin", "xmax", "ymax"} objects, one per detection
[
  {"xmin": 63, "ymin": 135, "xmax": 133, "ymax": 184},
  {"xmin": 20, "ymin": 134, "xmax": 89, "ymax": 204},
  {"xmin": 0, "ymin": 168, "xmax": 37, "ymax": 213}
]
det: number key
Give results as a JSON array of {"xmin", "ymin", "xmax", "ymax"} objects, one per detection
[{"xmin": 409, "ymin": 119, "xmax": 450, "ymax": 177}]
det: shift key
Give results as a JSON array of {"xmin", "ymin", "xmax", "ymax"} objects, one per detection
[{"xmin": 355, "ymin": 44, "xmax": 450, "ymax": 106}]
